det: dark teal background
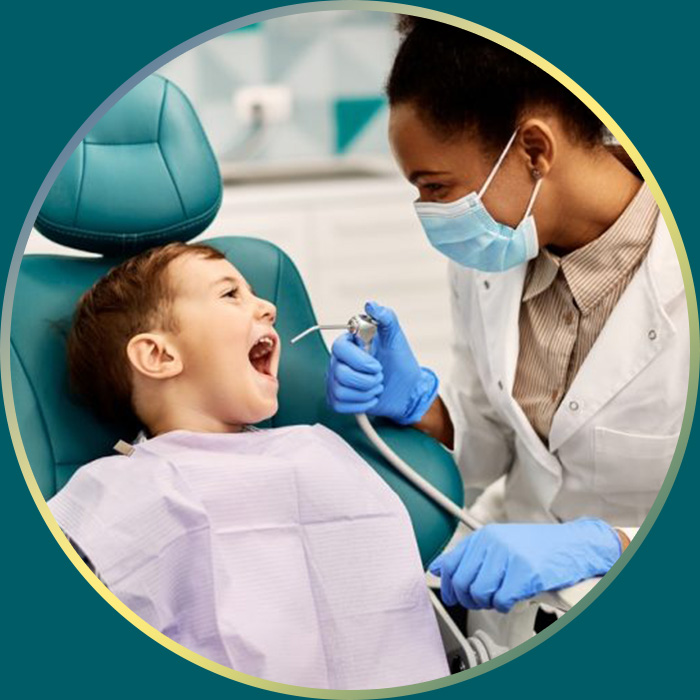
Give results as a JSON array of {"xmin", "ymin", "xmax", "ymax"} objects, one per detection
[{"xmin": 3, "ymin": 1, "xmax": 696, "ymax": 697}]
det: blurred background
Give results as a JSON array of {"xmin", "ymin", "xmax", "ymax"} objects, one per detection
[
  {"xmin": 161, "ymin": 10, "xmax": 398, "ymax": 164},
  {"xmin": 26, "ymin": 10, "xmax": 454, "ymax": 378}
]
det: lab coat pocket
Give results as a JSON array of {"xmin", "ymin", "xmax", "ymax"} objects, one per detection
[{"xmin": 593, "ymin": 427, "xmax": 680, "ymax": 494}]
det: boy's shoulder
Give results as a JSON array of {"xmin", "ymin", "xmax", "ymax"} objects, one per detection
[{"xmin": 51, "ymin": 447, "xmax": 170, "ymax": 502}]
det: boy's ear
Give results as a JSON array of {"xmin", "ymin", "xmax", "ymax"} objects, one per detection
[{"xmin": 126, "ymin": 333, "xmax": 183, "ymax": 380}]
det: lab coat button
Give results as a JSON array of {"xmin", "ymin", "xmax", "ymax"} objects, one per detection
[
  {"xmin": 497, "ymin": 380, "xmax": 504, "ymax": 390},
  {"xmin": 568, "ymin": 400, "xmax": 579, "ymax": 411},
  {"xmin": 648, "ymin": 329, "xmax": 658, "ymax": 340},
  {"xmin": 483, "ymin": 280, "xmax": 490, "ymax": 290}
]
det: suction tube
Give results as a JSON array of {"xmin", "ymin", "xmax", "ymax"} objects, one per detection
[{"xmin": 355, "ymin": 413, "xmax": 483, "ymax": 530}]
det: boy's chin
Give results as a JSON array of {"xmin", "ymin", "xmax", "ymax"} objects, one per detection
[
  {"xmin": 249, "ymin": 399, "xmax": 279, "ymax": 425},
  {"xmin": 263, "ymin": 399, "xmax": 279, "ymax": 421}
]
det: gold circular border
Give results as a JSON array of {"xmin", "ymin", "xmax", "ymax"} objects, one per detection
[{"xmin": 3, "ymin": 2, "xmax": 697, "ymax": 698}]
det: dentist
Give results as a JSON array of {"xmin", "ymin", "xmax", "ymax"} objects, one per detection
[{"xmin": 326, "ymin": 16, "xmax": 689, "ymax": 648}]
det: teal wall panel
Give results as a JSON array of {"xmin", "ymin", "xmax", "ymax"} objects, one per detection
[{"xmin": 334, "ymin": 96, "xmax": 386, "ymax": 153}]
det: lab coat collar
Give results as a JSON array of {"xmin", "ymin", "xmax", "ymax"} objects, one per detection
[
  {"xmin": 475, "ymin": 262, "xmax": 528, "ymax": 398},
  {"xmin": 548, "ymin": 214, "xmax": 684, "ymax": 451}
]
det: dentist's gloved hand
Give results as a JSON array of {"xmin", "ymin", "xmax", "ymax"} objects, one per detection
[
  {"xmin": 429, "ymin": 519, "xmax": 621, "ymax": 613},
  {"xmin": 326, "ymin": 301, "xmax": 439, "ymax": 424}
]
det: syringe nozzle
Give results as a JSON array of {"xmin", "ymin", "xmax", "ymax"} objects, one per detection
[{"xmin": 290, "ymin": 324, "xmax": 351, "ymax": 344}]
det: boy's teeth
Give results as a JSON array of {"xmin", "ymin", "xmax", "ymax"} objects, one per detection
[{"xmin": 250, "ymin": 336, "xmax": 275, "ymax": 360}]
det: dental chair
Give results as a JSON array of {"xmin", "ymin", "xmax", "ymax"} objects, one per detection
[{"xmin": 12, "ymin": 74, "xmax": 481, "ymax": 670}]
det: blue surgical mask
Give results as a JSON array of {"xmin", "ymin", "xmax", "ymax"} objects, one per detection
[{"xmin": 414, "ymin": 130, "xmax": 543, "ymax": 272}]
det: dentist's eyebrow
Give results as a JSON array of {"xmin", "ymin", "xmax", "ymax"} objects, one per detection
[
  {"xmin": 213, "ymin": 276, "xmax": 255, "ymax": 294},
  {"xmin": 408, "ymin": 170, "xmax": 450, "ymax": 185}
]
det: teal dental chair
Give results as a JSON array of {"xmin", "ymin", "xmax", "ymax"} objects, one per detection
[{"xmin": 11, "ymin": 74, "xmax": 463, "ymax": 568}]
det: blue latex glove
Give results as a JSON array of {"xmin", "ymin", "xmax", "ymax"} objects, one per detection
[
  {"xmin": 429, "ymin": 519, "xmax": 621, "ymax": 613},
  {"xmin": 326, "ymin": 301, "xmax": 439, "ymax": 424}
]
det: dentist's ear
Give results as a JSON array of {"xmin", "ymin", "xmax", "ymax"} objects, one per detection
[
  {"xmin": 518, "ymin": 118, "xmax": 556, "ymax": 178},
  {"xmin": 126, "ymin": 333, "xmax": 183, "ymax": 380}
]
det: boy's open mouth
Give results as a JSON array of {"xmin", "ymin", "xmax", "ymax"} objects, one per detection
[{"xmin": 248, "ymin": 334, "xmax": 277, "ymax": 377}]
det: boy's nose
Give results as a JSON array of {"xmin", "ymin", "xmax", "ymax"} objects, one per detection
[{"xmin": 256, "ymin": 297, "xmax": 277, "ymax": 323}]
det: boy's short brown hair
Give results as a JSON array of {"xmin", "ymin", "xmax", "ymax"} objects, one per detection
[{"xmin": 67, "ymin": 242, "xmax": 225, "ymax": 425}]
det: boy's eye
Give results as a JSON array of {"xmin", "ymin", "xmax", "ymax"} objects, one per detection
[{"xmin": 221, "ymin": 287, "xmax": 239, "ymax": 299}]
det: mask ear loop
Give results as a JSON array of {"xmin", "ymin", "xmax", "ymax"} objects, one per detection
[
  {"xmin": 478, "ymin": 129, "xmax": 520, "ymax": 199},
  {"xmin": 523, "ymin": 176, "xmax": 543, "ymax": 218}
]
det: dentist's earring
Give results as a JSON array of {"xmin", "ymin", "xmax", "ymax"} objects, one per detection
[{"xmin": 531, "ymin": 168, "xmax": 542, "ymax": 180}]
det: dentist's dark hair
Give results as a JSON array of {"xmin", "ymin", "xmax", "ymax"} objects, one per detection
[{"xmin": 386, "ymin": 16, "xmax": 606, "ymax": 152}]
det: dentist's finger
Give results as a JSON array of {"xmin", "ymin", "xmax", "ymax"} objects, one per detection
[
  {"xmin": 435, "ymin": 538, "xmax": 473, "ymax": 607},
  {"xmin": 329, "ymin": 383, "xmax": 384, "ymax": 404},
  {"xmin": 432, "ymin": 536, "xmax": 472, "ymax": 580},
  {"xmin": 439, "ymin": 564, "xmax": 479, "ymax": 608},
  {"xmin": 332, "ymin": 333, "xmax": 382, "ymax": 374},
  {"xmin": 439, "ymin": 568, "xmax": 458, "ymax": 607},
  {"xmin": 450, "ymin": 546, "xmax": 483, "ymax": 597},
  {"xmin": 365, "ymin": 301, "xmax": 400, "ymax": 342},
  {"xmin": 334, "ymin": 361, "xmax": 384, "ymax": 391},
  {"xmin": 492, "ymin": 560, "xmax": 533, "ymax": 614},
  {"xmin": 328, "ymin": 397, "xmax": 381, "ymax": 414},
  {"xmin": 365, "ymin": 301, "xmax": 397, "ymax": 327},
  {"xmin": 452, "ymin": 553, "xmax": 487, "ymax": 609},
  {"xmin": 468, "ymin": 549, "xmax": 508, "ymax": 609}
]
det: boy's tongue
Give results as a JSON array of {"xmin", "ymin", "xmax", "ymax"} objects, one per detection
[{"xmin": 249, "ymin": 338, "xmax": 273, "ymax": 375}]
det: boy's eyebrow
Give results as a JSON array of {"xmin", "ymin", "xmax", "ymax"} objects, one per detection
[{"xmin": 213, "ymin": 276, "xmax": 255, "ymax": 294}]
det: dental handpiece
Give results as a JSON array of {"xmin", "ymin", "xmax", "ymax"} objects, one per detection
[{"xmin": 291, "ymin": 314, "xmax": 379, "ymax": 349}]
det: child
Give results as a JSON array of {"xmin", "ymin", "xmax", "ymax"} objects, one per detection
[{"xmin": 48, "ymin": 242, "xmax": 450, "ymax": 690}]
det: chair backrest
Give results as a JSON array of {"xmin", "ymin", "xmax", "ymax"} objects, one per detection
[
  {"xmin": 12, "ymin": 75, "xmax": 462, "ymax": 565},
  {"xmin": 35, "ymin": 74, "xmax": 221, "ymax": 255}
]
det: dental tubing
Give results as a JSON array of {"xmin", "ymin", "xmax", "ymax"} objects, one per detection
[
  {"xmin": 354, "ymin": 412, "xmax": 483, "ymax": 530},
  {"xmin": 292, "ymin": 315, "xmax": 483, "ymax": 531}
]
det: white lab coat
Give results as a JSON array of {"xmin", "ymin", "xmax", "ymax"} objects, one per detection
[{"xmin": 441, "ymin": 213, "xmax": 689, "ymax": 648}]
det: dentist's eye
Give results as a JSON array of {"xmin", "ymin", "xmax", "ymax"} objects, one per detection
[
  {"xmin": 222, "ymin": 287, "xmax": 239, "ymax": 299},
  {"xmin": 420, "ymin": 183, "xmax": 450, "ymax": 200}
]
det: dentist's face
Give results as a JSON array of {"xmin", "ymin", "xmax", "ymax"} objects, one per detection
[
  {"xmin": 388, "ymin": 102, "xmax": 537, "ymax": 229},
  {"xmin": 168, "ymin": 254, "xmax": 281, "ymax": 427}
]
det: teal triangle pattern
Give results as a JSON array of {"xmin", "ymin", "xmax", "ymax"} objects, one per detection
[
  {"xmin": 227, "ymin": 23, "xmax": 262, "ymax": 34},
  {"xmin": 334, "ymin": 97, "xmax": 385, "ymax": 154}
]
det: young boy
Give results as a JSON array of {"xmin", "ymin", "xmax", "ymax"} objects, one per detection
[{"xmin": 48, "ymin": 242, "xmax": 449, "ymax": 690}]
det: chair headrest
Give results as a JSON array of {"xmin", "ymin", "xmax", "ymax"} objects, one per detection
[{"xmin": 35, "ymin": 75, "xmax": 222, "ymax": 256}]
